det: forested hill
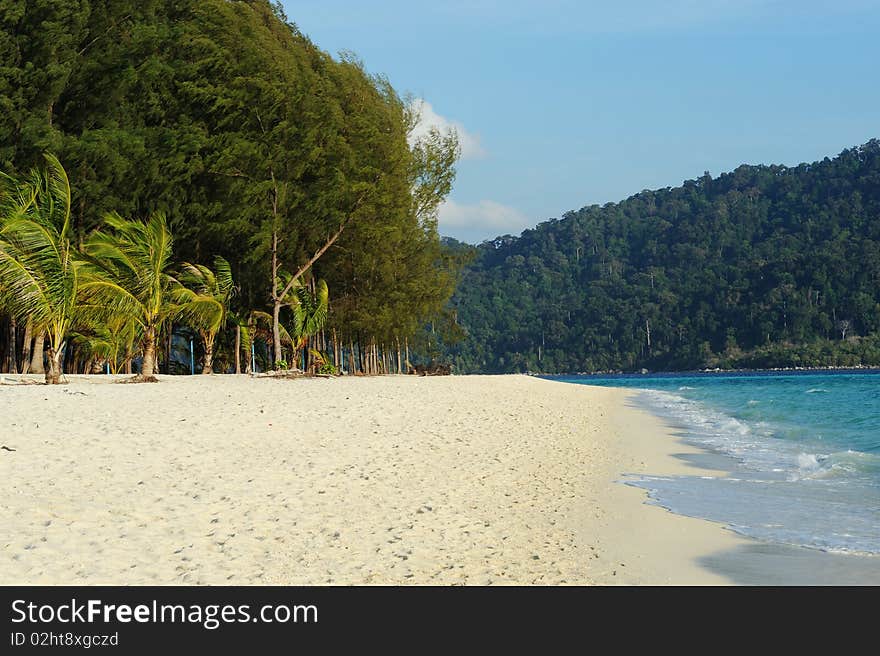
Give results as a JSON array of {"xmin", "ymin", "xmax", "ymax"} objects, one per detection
[{"xmin": 443, "ymin": 140, "xmax": 880, "ymax": 373}]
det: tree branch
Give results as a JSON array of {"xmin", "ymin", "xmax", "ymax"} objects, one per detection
[
  {"xmin": 277, "ymin": 178, "xmax": 380, "ymax": 301},
  {"xmin": 76, "ymin": 15, "xmax": 133, "ymax": 58}
]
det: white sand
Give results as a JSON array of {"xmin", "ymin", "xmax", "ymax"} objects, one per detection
[{"xmin": 0, "ymin": 374, "xmax": 743, "ymax": 585}]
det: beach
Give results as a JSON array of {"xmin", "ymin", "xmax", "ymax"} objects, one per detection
[{"xmin": 0, "ymin": 373, "xmax": 785, "ymax": 585}]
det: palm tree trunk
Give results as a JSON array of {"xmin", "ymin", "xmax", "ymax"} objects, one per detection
[
  {"xmin": 45, "ymin": 345, "xmax": 63, "ymax": 384},
  {"xmin": 396, "ymin": 337, "xmax": 402, "ymax": 374},
  {"xmin": 234, "ymin": 324, "xmax": 241, "ymax": 374},
  {"xmin": 31, "ymin": 332, "xmax": 45, "ymax": 374},
  {"xmin": 71, "ymin": 345, "xmax": 81, "ymax": 375},
  {"xmin": 202, "ymin": 331, "xmax": 214, "ymax": 374},
  {"xmin": 20, "ymin": 320, "xmax": 32, "ymax": 375},
  {"xmin": 6, "ymin": 317, "xmax": 17, "ymax": 373},
  {"xmin": 140, "ymin": 329, "xmax": 157, "ymax": 380}
]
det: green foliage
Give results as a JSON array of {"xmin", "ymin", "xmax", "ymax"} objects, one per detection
[
  {"xmin": 442, "ymin": 140, "xmax": 880, "ymax": 373},
  {"xmin": 309, "ymin": 348, "xmax": 337, "ymax": 375},
  {"xmin": 1, "ymin": 1, "xmax": 459, "ymax": 357},
  {"xmin": 291, "ymin": 279, "xmax": 328, "ymax": 349},
  {"xmin": 0, "ymin": 154, "xmax": 77, "ymax": 382},
  {"xmin": 79, "ymin": 211, "xmax": 179, "ymax": 378}
]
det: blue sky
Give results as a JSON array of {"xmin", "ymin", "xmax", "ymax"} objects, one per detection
[{"xmin": 283, "ymin": 1, "xmax": 880, "ymax": 243}]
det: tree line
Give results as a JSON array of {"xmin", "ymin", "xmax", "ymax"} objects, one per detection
[
  {"xmin": 0, "ymin": 1, "xmax": 462, "ymax": 380},
  {"xmin": 441, "ymin": 139, "xmax": 880, "ymax": 373}
]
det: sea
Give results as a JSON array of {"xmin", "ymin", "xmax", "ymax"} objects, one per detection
[{"xmin": 546, "ymin": 371, "xmax": 880, "ymax": 556}]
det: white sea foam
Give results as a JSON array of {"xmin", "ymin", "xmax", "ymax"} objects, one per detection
[
  {"xmin": 797, "ymin": 453, "xmax": 821, "ymax": 470},
  {"xmin": 616, "ymin": 378, "xmax": 880, "ymax": 555}
]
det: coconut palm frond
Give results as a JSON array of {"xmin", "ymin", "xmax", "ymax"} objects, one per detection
[
  {"xmin": 213, "ymin": 256, "xmax": 235, "ymax": 296},
  {"xmin": 80, "ymin": 211, "xmax": 178, "ymax": 379},
  {"xmin": 175, "ymin": 256, "xmax": 236, "ymax": 372},
  {"xmin": 0, "ymin": 155, "xmax": 78, "ymax": 383},
  {"xmin": 173, "ymin": 289, "xmax": 225, "ymax": 334},
  {"xmin": 291, "ymin": 278, "xmax": 329, "ymax": 345},
  {"xmin": 250, "ymin": 310, "xmax": 293, "ymax": 345}
]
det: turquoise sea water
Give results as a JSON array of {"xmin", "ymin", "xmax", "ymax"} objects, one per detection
[{"xmin": 546, "ymin": 371, "xmax": 880, "ymax": 555}]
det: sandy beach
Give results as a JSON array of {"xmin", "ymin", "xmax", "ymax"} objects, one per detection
[{"xmin": 0, "ymin": 372, "xmax": 837, "ymax": 586}]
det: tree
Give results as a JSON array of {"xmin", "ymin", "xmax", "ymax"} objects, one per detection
[
  {"xmin": 176, "ymin": 256, "xmax": 235, "ymax": 373},
  {"xmin": 0, "ymin": 154, "xmax": 79, "ymax": 384},
  {"xmin": 289, "ymin": 278, "xmax": 329, "ymax": 369},
  {"xmin": 1, "ymin": 1, "xmax": 467, "ymax": 376},
  {"xmin": 437, "ymin": 140, "xmax": 880, "ymax": 373},
  {"xmin": 79, "ymin": 211, "xmax": 179, "ymax": 381}
]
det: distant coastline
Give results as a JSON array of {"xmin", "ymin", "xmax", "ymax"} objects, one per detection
[{"xmin": 531, "ymin": 364, "xmax": 880, "ymax": 377}]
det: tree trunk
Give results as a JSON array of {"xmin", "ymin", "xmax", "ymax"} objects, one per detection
[
  {"xmin": 44, "ymin": 344, "xmax": 63, "ymax": 385},
  {"xmin": 397, "ymin": 337, "xmax": 402, "ymax": 374},
  {"xmin": 30, "ymin": 331, "xmax": 45, "ymax": 374},
  {"xmin": 245, "ymin": 326, "xmax": 253, "ymax": 375},
  {"xmin": 139, "ymin": 330, "xmax": 158, "ymax": 381},
  {"xmin": 272, "ymin": 300, "xmax": 282, "ymax": 369},
  {"xmin": 234, "ymin": 324, "xmax": 241, "ymax": 374},
  {"xmin": 20, "ymin": 320, "xmax": 32, "ymax": 375},
  {"xmin": 6, "ymin": 317, "xmax": 17, "ymax": 374},
  {"xmin": 202, "ymin": 331, "xmax": 214, "ymax": 374},
  {"xmin": 405, "ymin": 337, "xmax": 410, "ymax": 374},
  {"xmin": 165, "ymin": 325, "xmax": 173, "ymax": 374},
  {"xmin": 71, "ymin": 345, "xmax": 82, "ymax": 375}
]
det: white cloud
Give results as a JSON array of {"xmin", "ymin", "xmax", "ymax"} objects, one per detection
[
  {"xmin": 438, "ymin": 199, "xmax": 532, "ymax": 242},
  {"xmin": 409, "ymin": 99, "xmax": 485, "ymax": 160}
]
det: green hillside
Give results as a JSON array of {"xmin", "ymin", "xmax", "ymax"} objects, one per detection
[{"xmin": 443, "ymin": 140, "xmax": 880, "ymax": 373}]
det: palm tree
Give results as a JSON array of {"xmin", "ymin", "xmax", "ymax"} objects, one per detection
[
  {"xmin": 0, "ymin": 154, "xmax": 79, "ymax": 384},
  {"xmin": 235, "ymin": 309, "xmax": 285, "ymax": 373},
  {"xmin": 70, "ymin": 314, "xmax": 139, "ymax": 375},
  {"xmin": 79, "ymin": 211, "xmax": 179, "ymax": 382},
  {"xmin": 289, "ymin": 278, "xmax": 329, "ymax": 370},
  {"xmin": 176, "ymin": 256, "xmax": 235, "ymax": 374}
]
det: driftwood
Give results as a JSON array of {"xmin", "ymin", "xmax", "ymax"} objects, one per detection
[
  {"xmin": 410, "ymin": 361, "xmax": 452, "ymax": 376},
  {"xmin": 251, "ymin": 368, "xmax": 303, "ymax": 378},
  {"xmin": 0, "ymin": 376, "xmax": 41, "ymax": 386}
]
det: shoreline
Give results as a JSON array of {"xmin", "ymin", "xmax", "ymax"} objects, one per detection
[
  {"xmin": 562, "ymin": 383, "xmax": 750, "ymax": 584},
  {"xmin": 2, "ymin": 373, "xmax": 875, "ymax": 585},
  {"xmin": 535, "ymin": 366, "xmax": 880, "ymax": 377},
  {"xmin": 597, "ymin": 385, "xmax": 880, "ymax": 585}
]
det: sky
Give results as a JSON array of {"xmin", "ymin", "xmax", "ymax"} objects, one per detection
[{"xmin": 282, "ymin": 1, "xmax": 880, "ymax": 244}]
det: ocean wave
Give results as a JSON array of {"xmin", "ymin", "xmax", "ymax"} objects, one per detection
[
  {"xmin": 619, "ymin": 381, "xmax": 880, "ymax": 555},
  {"xmin": 788, "ymin": 449, "xmax": 880, "ymax": 480},
  {"xmin": 805, "ymin": 388, "xmax": 828, "ymax": 393}
]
